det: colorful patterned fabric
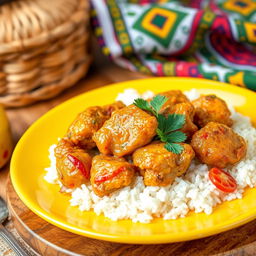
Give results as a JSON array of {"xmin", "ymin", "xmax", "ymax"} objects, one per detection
[{"xmin": 91, "ymin": 0, "xmax": 256, "ymax": 91}]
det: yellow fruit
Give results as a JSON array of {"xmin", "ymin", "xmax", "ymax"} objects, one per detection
[{"xmin": 0, "ymin": 105, "xmax": 12, "ymax": 168}]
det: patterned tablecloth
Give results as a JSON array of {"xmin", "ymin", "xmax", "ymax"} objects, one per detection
[{"xmin": 91, "ymin": 0, "xmax": 256, "ymax": 91}]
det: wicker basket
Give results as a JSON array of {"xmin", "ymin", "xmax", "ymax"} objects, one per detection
[{"xmin": 0, "ymin": 0, "xmax": 91, "ymax": 107}]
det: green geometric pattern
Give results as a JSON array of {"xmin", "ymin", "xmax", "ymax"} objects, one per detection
[
  {"xmin": 133, "ymin": 7, "xmax": 187, "ymax": 48},
  {"xmin": 91, "ymin": 0, "xmax": 256, "ymax": 91}
]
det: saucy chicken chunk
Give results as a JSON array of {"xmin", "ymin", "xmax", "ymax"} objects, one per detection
[
  {"xmin": 93, "ymin": 105, "xmax": 158, "ymax": 157},
  {"xmin": 132, "ymin": 142, "xmax": 195, "ymax": 186},
  {"xmin": 168, "ymin": 102, "xmax": 198, "ymax": 137},
  {"xmin": 191, "ymin": 122, "xmax": 246, "ymax": 168},
  {"xmin": 90, "ymin": 155, "xmax": 135, "ymax": 197},
  {"xmin": 158, "ymin": 90, "xmax": 190, "ymax": 114},
  {"xmin": 54, "ymin": 138, "xmax": 92, "ymax": 189},
  {"xmin": 192, "ymin": 95, "xmax": 233, "ymax": 127},
  {"xmin": 67, "ymin": 101, "xmax": 125, "ymax": 149}
]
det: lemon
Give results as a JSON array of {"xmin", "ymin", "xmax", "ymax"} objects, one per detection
[{"xmin": 0, "ymin": 105, "xmax": 12, "ymax": 168}]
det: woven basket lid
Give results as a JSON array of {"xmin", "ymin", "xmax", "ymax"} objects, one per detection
[
  {"xmin": 0, "ymin": 0, "xmax": 88, "ymax": 54},
  {"xmin": 0, "ymin": 0, "xmax": 90, "ymax": 107}
]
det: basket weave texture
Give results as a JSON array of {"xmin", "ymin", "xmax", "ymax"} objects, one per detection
[{"xmin": 0, "ymin": 0, "xmax": 91, "ymax": 107}]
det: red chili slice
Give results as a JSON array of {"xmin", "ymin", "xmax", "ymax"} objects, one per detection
[
  {"xmin": 3, "ymin": 150, "xmax": 8, "ymax": 159},
  {"xmin": 67, "ymin": 154, "xmax": 89, "ymax": 179},
  {"xmin": 200, "ymin": 132, "xmax": 208, "ymax": 139},
  {"xmin": 209, "ymin": 167, "xmax": 237, "ymax": 193},
  {"xmin": 95, "ymin": 166, "xmax": 126, "ymax": 184}
]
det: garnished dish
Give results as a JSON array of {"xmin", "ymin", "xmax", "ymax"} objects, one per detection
[
  {"xmin": 44, "ymin": 87, "xmax": 254, "ymax": 223},
  {"xmin": 10, "ymin": 78, "xmax": 256, "ymax": 243}
]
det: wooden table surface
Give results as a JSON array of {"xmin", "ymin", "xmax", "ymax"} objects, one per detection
[{"xmin": 1, "ymin": 50, "xmax": 256, "ymax": 256}]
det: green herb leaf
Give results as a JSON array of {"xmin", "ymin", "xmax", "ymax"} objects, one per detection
[
  {"xmin": 149, "ymin": 95, "xmax": 168, "ymax": 114},
  {"xmin": 133, "ymin": 95, "xmax": 187, "ymax": 154},
  {"xmin": 165, "ymin": 114, "xmax": 186, "ymax": 133},
  {"xmin": 156, "ymin": 128, "xmax": 167, "ymax": 142},
  {"xmin": 134, "ymin": 98, "xmax": 151, "ymax": 112},
  {"xmin": 164, "ymin": 143, "xmax": 184, "ymax": 154},
  {"xmin": 157, "ymin": 114, "xmax": 167, "ymax": 132},
  {"xmin": 165, "ymin": 131, "xmax": 187, "ymax": 143}
]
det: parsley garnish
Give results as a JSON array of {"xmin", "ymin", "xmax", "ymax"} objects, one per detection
[
  {"xmin": 134, "ymin": 95, "xmax": 187, "ymax": 154},
  {"xmin": 134, "ymin": 95, "xmax": 167, "ymax": 117}
]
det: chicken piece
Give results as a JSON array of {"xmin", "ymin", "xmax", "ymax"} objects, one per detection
[
  {"xmin": 90, "ymin": 155, "xmax": 135, "ymax": 197},
  {"xmin": 54, "ymin": 138, "xmax": 92, "ymax": 189},
  {"xmin": 175, "ymin": 144, "xmax": 195, "ymax": 176},
  {"xmin": 67, "ymin": 101, "xmax": 125, "ymax": 149},
  {"xmin": 168, "ymin": 102, "xmax": 198, "ymax": 137},
  {"xmin": 192, "ymin": 95, "xmax": 233, "ymax": 127},
  {"xmin": 132, "ymin": 142, "xmax": 195, "ymax": 186},
  {"xmin": 191, "ymin": 122, "xmax": 246, "ymax": 168},
  {"xmin": 93, "ymin": 105, "xmax": 158, "ymax": 157},
  {"xmin": 158, "ymin": 90, "xmax": 190, "ymax": 114}
]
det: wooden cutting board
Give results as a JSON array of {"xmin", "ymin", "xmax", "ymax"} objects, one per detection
[{"xmin": 6, "ymin": 177, "xmax": 256, "ymax": 256}]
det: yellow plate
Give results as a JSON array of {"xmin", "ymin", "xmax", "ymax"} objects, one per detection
[{"xmin": 10, "ymin": 77, "xmax": 256, "ymax": 244}]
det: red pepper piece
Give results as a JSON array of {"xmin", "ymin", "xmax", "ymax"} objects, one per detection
[
  {"xmin": 95, "ymin": 166, "xmax": 126, "ymax": 184},
  {"xmin": 67, "ymin": 154, "xmax": 89, "ymax": 179},
  {"xmin": 3, "ymin": 150, "xmax": 8, "ymax": 159},
  {"xmin": 209, "ymin": 167, "xmax": 237, "ymax": 193},
  {"xmin": 200, "ymin": 132, "xmax": 208, "ymax": 139}
]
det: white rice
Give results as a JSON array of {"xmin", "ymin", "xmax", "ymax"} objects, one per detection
[
  {"xmin": 45, "ymin": 89, "xmax": 256, "ymax": 223},
  {"xmin": 115, "ymin": 88, "xmax": 154, "ymax": 106}
]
